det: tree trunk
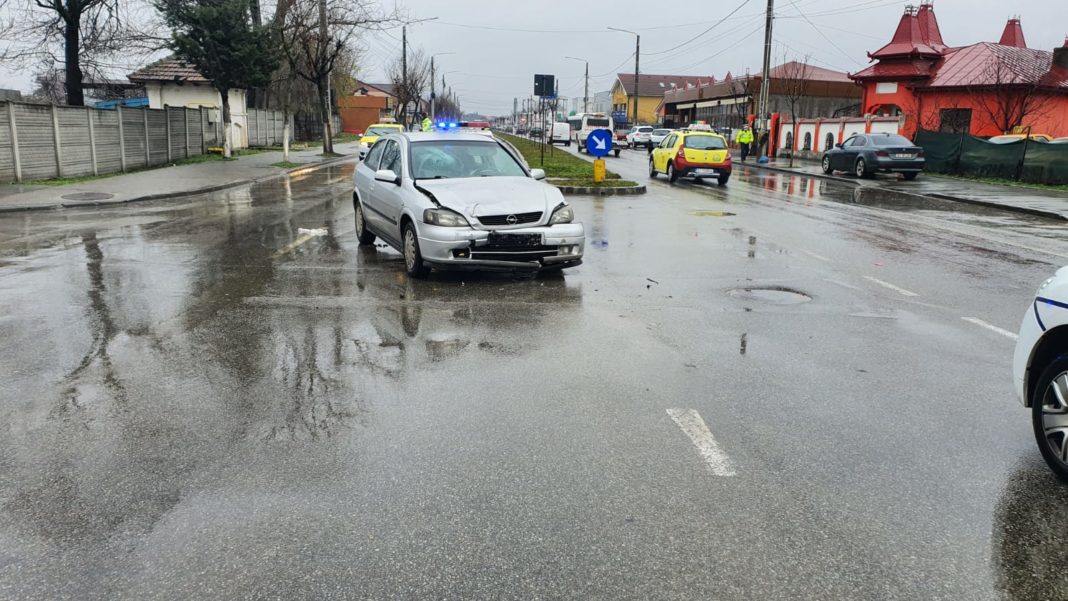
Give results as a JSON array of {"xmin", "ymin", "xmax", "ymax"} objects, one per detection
[
  {"xmin": 318, "ymin": 76, "xmax": 333, "ymax": 154},
  {"xmin": 221, "ymin": 88, "xmax": 233, "ymax": 158},
  {"xmin": 64, "ymin": 16, "xmax": 84, "ymax": 106}
]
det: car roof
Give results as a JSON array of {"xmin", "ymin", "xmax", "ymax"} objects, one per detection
[
  {"xmin": 681, "ymin": 131, "xmax": 725, "ymax": 138},
  {"xmin": 399, "ymin": 132, "xmax": 502, "ymax": 143}
]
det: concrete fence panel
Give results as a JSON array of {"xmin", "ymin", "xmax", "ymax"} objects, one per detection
[
  {"xmin": 122, "ymin": 107, "xmax": 149, "ymax": 171},
  {"xmin": 13, "ymin": 104, "xmax": 58, "ymax": 181},
  {"xmin": 57, "ymin": 106, "xmax": 94, "ymax": 178},
  {"xmin": 0, "ymin": 105, "xmax": 14, "ymax": 182},
  {"xmin": 93, "ymin": 109, "xmax": 121, "ymax": 174}
]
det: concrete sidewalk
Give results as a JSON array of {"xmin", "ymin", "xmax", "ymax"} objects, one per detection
[
  {"xmin": 737, "ymin": 155, "xmax": 1068, "ymax": 221},
  {"xmin": 0, "ymin": 141, "xmax": 361, "ymax": 213}
]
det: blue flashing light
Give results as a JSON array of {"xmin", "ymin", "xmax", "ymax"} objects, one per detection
[
  {"xmin": 448, "ymin": 122, "xmax": 458, "ymax": 128},
  {"xmin": 438, "ymin": 122, "xmax": 446, "ymax": 128}
]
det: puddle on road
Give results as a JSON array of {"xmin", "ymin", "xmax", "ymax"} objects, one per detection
[{"xmin": 727, "ymin": 286, "xmax": 812, "ymax": 305}]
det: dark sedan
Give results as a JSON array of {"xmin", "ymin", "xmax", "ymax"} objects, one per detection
[{"xmin": 821, "ymin": 133, "xmax": 925, "ymax": 180}]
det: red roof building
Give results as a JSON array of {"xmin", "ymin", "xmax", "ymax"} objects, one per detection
[{"xmin": 850, "ymin": 3, "xmax": 1068, "ymax": 137}]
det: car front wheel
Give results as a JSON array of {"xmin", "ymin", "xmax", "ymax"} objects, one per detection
[
  {"xmin": 355, "ymin": 201, "xmax": 376, "ymax": 246},
  {"xmin": 402, "ymin": 222, "xmax": 428, "ymax": 278},
  {"xmin": 1032, "ymin": 356, "xmax": 1068, "ymax": 481},
  {"xmin": 822, "ymin": 156, "xmax": 833, "ymax": 174},
  {"xmin": 649, "ymin": 157, "xmax": 657, "ymax": 178}
]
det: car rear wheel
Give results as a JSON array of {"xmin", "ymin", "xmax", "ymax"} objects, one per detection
[
  {"xmin": 402, "ymin": 222, "xmax": 428, "ymax": 279},
  {"xmin": 902, "ymin": 172, "xmax": 918, "ymax": 181},
  {"xmin": 1032, "ymin": 356, "xmax": 1068, "ymax": 481},
  {"xmin": 718, "ymin": 174, "xmax": 730, "ymax": 186},
  {"xmin": 822, "ymin": 156, "xmax": 833, "ymax": 174},
  {"xmin": 614, "ymin": 149, "xmax": 621, "ymax": 157},
  {"xmin": 667, "ymin": 162, "xmax": 678, "ymax": 183},
  {"xmin": 354, "ymin": 201, "xmax": 376, "ymax": 246},
  {"xmin": 855, "ymin": 158, "xmax": 871, "ymax": 178}
]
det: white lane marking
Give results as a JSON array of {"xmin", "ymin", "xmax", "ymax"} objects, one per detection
[
  {"xmin": 824, "ymin": 278, "xmax": 860, "ymax": 291},
  {"xmin": 666, "ymin": 408, "xmax": 736, "ymax": 477},
  {"xmin": 961, "ymin": 317, "xmax": 1019, "ymax": 340},
  {"xmin": 800, "ymin": 249, "xmax": 831, "ymax": 262},
  {"xmin": 297, "ymin": 227, "xmax": 328, "ymax": 236},
  {"xmin": 864, "ymin": 276, "xmax": 919, "ymax": 297},
  {"xmin": 272, "ymin": 232, "xmax": 316, "ymax": 257}
]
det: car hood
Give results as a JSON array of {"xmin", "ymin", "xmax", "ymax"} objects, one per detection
[{"xmin": 415, "ymin": 176, "xmax": 563, "ymax": 219}]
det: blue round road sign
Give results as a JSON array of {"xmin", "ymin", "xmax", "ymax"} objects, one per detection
[{"xmin": 585, "ymin": 130, "xmax": 613, "ymax": 158}]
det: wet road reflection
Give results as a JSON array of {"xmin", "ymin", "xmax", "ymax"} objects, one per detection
[{"xmin": 993, "ymin": 466, "xmax": 1068, "ymax": 600}]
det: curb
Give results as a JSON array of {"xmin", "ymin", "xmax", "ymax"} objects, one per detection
[
  {"xmin": 740, "ymin": 160, "xmax": 1068, "ymax": 222},
  {"xmin": 0, "ymin": 154, "xmax": 355, "ymax": 214},
  {"xmin": 554, "ymin": 184, "xmax": 647, "ymax": 196}
]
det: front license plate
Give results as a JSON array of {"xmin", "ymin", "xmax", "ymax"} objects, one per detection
[{"xmin": 487, "ymin": 232, "xmax": 541, "ymax": 247}]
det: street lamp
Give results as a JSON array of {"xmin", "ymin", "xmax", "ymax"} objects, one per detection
[
  {"xmin": 430, "ymin": 52, "xmax": 455, "ymax": 120},
  {"xmin": 608, "ymin": 27, "xmax": 640, "ymax": 127},
  {"xmin": 565, "ymin": 56, "xmax": 589, "ymax": 114}
]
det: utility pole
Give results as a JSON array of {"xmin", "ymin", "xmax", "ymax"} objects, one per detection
[
  {"xmin": 565, "ymin": 56, "xmax": 589, "ymax": 114},
  {"xmin": 402, "ymin": 25, "xmax": 408, "ymax": 129},
  {"xmin": 430, "ymin": 56, "xmax": 435, "ymax": 123},
  {"xmin": 609, "ymin": 27, "xmax": 641, "ymax": 127},
  {"xmin": 757, "ymin": 0, "xmax": 775, "ymax": 160},
  {"xmin": 318, "ymin": 0, "xmax": 333, "ymax": 153},
  {"xmin": 513, "ymin": 97, "xmax": 518, "ymax": 133}
]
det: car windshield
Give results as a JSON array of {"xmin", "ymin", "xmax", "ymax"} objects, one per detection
[
  {"xmin": 871, "ymin": 135, "xmax": 915, "ymax": 146},
  {"xmin": 685, "ymin": 135, "xmax": 727, "ymax": 150},
  {"xmin": 653, "ymin": 129, "xmax": 671, "ymax": 135},
  {"xmin": 410, "ymin": 140, "xmax": 526, "ymax": 179},
  {"xmin": 638, "ymin": 127, "xmax": 653, "ymax": 132},
  {"xmin": 366, "ymin": 126, "xmax": 400, "ymax": 136}
]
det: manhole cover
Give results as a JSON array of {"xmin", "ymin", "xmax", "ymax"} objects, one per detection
[
  {"xmin": 690, "ymin": 210, "xmax": 735, "ymax": 217},
  {"xmin": 61, "ymin": 192, "xmax": 114, "ymax": 201},
  {"xmin": 727, "ymin": 286, "xmax": 811, "ymax": 305}
]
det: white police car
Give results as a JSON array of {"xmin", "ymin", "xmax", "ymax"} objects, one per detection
[{"xmin": 1014, "ymin": 266, "xmax": 1068, "ymax": 479}]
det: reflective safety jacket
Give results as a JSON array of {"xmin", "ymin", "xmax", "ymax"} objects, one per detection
[{"xmin": 737, "ymin": 129, "xmax": 754, "ymax": 144}]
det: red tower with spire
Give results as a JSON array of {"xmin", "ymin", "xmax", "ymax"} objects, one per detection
[{"xmin": 998, "ymin": 17, "xmax": 1027, "ymax": 48}]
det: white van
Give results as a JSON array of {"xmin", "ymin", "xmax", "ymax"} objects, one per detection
[
  {"xmin": 550, "ymin": 122, "xmax": 571, "ymax": 146},
  {"xmin": 567, "ymin": 113, "xmax": 617, "ymax": 156}
]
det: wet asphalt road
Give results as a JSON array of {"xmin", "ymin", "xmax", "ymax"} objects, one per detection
[{"xmin": 2, "ymin": 151, "xmax": 1068, "ymax": 600}]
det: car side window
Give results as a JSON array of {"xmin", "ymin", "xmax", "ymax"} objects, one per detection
[
  {"xmin": 364, "ymin": 141, "xmax": 386, "ymax": 170},
  {"xmin": 663, "ymin": 134, "xmax": 675, "ymax": 148},
  {"xmin": 849, "ymin": 136, "xmax": 868, "ymax": 147},
  {"xmin": 380, "ymin": 141, "xmax": 401, "ymax": 175}
]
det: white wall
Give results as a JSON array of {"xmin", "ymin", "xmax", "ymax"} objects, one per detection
[
  {"xmin": 841, "ymin": 121, "xmax": 866, "ymax": 140},
  {"xmin": 145, "ymin": 82, "xmax": 249, "ymax": 148},
  {"xmin": 869, "ymin": 119, "xmax": 899, "ymax": 135}
]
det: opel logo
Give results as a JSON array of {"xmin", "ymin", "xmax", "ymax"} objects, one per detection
[{"xmin": 506, "ymin": 214, "xmax": 518, "ymax": 225}]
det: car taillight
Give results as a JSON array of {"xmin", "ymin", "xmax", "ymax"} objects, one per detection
[
  {"xmin": 916, "ymin": 149, "xmax": 925, "ymax": 157},
  {"xmin": 676, "ymin": 146, "xmax": 687, "ymax": 165},
  {"xmin": 875, "ymin": 150, "xmax": 890, "ymax": 157},
  {"xmin": 616, "ymin": 133, "xmax": 627, "ymax": 140}
]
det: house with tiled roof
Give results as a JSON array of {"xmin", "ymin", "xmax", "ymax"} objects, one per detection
[
  {"xmin": 851, "ymin": 3, "xmax": 1068, "ymax": 137},
  {"xmin": 128, "ymin": 57, "xmax": 250, "ymax": 147},
  {"xmin": 610, "ymin": 73, "xmax": 707, "ymax": 125}
]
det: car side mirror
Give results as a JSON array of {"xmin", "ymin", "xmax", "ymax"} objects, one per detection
[
  {"xmin": 835, "ymin": 143, "xmax": 844, "ymax": 149},
  {"xmin": 374, "ymin": 169, "xmax": 400, "ymax": 185},
  {"xmin": 530, "ymin": 168, "xmax": 546, "ymax": 181}
]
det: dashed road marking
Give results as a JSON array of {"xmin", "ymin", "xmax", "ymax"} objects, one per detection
[
  {"xmin": 961, "ymin": 317, "xmax": 1019, "ymax": 340},
  {"xmin": 800, "ymin": 249, "xmax": 831, "ymax": 262},
  {"xmin": 864, "ymin": 276, "xmax": 919, "ymax": 297},
  {"xmin": 666, "ymin": 408, "xmax": 736, "ymax": 477},
  {"xmin": 272, "ymin": 232, "xmax": 317, "ymax": 257}
]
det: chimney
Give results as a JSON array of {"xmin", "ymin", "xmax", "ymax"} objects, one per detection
[{"xmin": 1054, "ymin": 40, "xmax": 1068, "ymax": 70}]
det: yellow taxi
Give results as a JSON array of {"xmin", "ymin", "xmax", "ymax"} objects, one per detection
[
  {"xmin": 358, "ymin": 123, "xmax": 405, "ymax": 158},
  {"xmin": 649, "ymin": 131, "xmax": 732, "ymax": 186}
]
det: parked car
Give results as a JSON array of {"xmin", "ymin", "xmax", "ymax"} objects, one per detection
[
  {"xmin": 358, "ymin": 123, "xmax": 405, "ymax": 159},
  {"xmin": 988, "ymin": 133, "xmax": 1052, "ymax": 144},
  {"xmin": 821, "ymin": 133, "xmax": 925, "ymax": 180},
  {"xmin": 1013, "ymin": 265, "xmax": 1068, "ymax": 480},
  {"xmin": 611, "ymin": 129, "xmax": 630, "ymax": 156},
  {"xmin": 649, "ymin": 128, "xmax": 672, "ymax": 149},
  {"xmin": 529, "ymin": 127, "xmax": 543, "ymax": 139},
  {"xmin": 352, "ymin": 132, "xmax": 584, "ymax": 277},
  {"xmin": 649, "ymin": 130, "xmax": 732, "ymax": 185},
  {"xmin": 626, "ymin": 126, "xmax": 654, "ymax": 149},
  {"xmin": 550, "ymin": 122, "xmax": 571, "ymax": 146}
]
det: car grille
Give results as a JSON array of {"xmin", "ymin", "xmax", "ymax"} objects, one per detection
[
  {"xmin": 470, "ymin": 245, "xmax": 558, "ymax": 263},
  {"xmin": 476, "ymin": 211, "xmax": 542, "ymax": 226}
]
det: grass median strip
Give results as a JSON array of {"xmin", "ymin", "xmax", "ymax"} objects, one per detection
[
  {"xmin": 548, "ymin": 178, "xmax": 639, "ymax": 188},
  {"xmin": 498, "ymin": 133, "xmax": 621, "ymax": 180}
]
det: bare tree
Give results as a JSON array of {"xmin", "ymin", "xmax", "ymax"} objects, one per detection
[
  {"xmin": 277, "ymin": 0, "xmax": 399, "ymax": 154},
  {"xmin": 389, "ymin": 47, "xmax": 428, "ymax": 130},
  {"xmin": 971, "ymin": 49, "xmax": 1052, "ymax": 135},
  {"xmin": 779, "ymin": 56, "xmax": 811, "ymax": 166},
  {"xmin": 1, "ymin": 0, "xmax": 162, "ymax": 105},
  {"xmin": 28, "ymin": 67, "xmax": 67, "ymax": 102}
]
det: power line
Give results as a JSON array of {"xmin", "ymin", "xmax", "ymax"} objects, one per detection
[
  {"xmin": 785, "ymin": 0, "xmax": 865, "ymax": 66},
  {"xmin": 643, "ymin": 0, "xmax": 754, "ymax": 56}
]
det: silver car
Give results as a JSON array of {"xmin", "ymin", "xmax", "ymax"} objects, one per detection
[{"xmin": 353, "ymin": 132, "xmax": 585, "ymax": 277}]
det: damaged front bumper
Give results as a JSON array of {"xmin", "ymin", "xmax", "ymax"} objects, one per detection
[{"xmin": 418, "ymin": 222, "xmax": 585, "ymax": 272}]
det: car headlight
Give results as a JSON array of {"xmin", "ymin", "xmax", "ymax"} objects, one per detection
[
  {"xmin": 423, "ymin": 207, "xmax": 470, "ymax": 227},
  {"xmin": 548, "ymin": 204, "xmax": 573, "ymax": 225}
]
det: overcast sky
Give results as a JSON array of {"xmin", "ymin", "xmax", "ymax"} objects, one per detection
[
  {"xmin": 360, "ymin": 0, "xmax": 1066, "ymax": 116},
  {"xmin": 2, "ymin": 0, "xmax": 1064, "ymax": 113}
]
